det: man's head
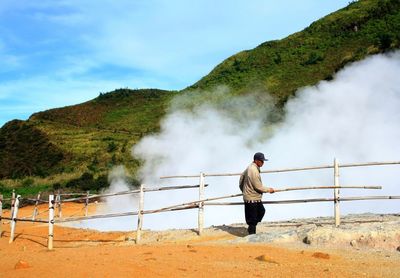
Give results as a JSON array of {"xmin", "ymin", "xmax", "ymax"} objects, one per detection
[{"xmin": 253, "ymin": 152, "xmax": 268, "ymax": 167}]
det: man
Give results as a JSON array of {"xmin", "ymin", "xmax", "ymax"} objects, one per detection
[{"xmin": 239, "ymin": 152, "xmax": 275, "ymax": 235}]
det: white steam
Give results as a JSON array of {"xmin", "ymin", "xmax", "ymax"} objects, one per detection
[
  {"xmin": 69, "ymin": 166, "xmax": 137, "ymax": 231},
  {"xmin": 131, "ymin": 52, "xmax": 400, "ymax": 230},
  {"xmin": 80, "ymin": 52, "xmax": 400, "ymax": 232}
]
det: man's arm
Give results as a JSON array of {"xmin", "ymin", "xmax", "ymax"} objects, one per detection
[
  {"xmin": 239, "ymin": 172, "xmax": 245, "ymax": 192},
  {"xmin": 248, "ymin": 166, "xmax": 274, "ymax": 194}
]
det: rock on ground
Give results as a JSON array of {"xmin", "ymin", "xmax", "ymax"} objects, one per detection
[{"xmin": 227, "ymin": 213, "xmax": 400, "ymax": 252}]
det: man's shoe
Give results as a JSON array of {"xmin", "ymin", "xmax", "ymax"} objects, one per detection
[{"xmin": 247, "ymin": 225, "xmax": 256, "ymax": 235}]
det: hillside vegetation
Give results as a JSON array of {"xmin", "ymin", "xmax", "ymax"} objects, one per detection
[
  {"xmin": 187, "ymin": 0, "xmax": 400, "ymax": 106},
  {"xmin": 0, "ymin": 0, "xmax": 399, "ymax": 195}
]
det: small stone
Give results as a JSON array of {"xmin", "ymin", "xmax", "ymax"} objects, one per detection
[
  {"xmin": 125, "ymin": 236, "xmax": 135, "ymax": 241},
  {"xmin": 303, "ymin": 236, "xmax": 311, "ymax": 244},
  {"xmin": 350, "ymin": 240, "xmax": 357, "ymax": 247},
  {"xmin": 15, "ymin": 260, "xmax": 30, "ymax": 269},
  {"xmin": 396, "ymin": 246, "xmax": 400, "ymax": 252},
  {"xmin": 312, "ymin": 252, "xmax": 330, "ymax": 259},
  {"xmin": 255, "ymin": 255, "xmax": 279, "ymax": 265}
]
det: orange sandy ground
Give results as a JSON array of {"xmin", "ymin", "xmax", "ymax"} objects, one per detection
[{"xmin": 0, "ymin": 203, "xmax": 399, "ymax": 277}]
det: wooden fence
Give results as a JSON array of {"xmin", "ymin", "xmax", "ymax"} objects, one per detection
[{"xmin": 0, "ymin": 159, "xmax": 399, "ymax": 250}]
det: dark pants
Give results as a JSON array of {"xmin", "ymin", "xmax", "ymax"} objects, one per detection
[{"xmin": 244, "ymin": 202, "xmax": 265, "ymax": 234}]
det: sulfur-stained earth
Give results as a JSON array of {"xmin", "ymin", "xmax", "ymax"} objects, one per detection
[{"xmin": 0, "ymin": 203, "xmax": 399, "ymax": 277}]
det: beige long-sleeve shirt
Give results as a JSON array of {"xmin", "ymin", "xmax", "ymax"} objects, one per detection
[{"xmin": 239, "ymin": 162, "xmax": 272, "ymax": 201}]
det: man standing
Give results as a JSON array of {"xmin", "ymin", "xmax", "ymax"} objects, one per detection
[{"xmin": 239, "ymin": 152, "xmax": 275, "ymax": 235}]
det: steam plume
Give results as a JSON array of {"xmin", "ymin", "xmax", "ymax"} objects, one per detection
[
  {"xmin": 132, "ymin": 52, "xmax": 400, "ymax": 230},
  {"xmin": 77, "ymin": 52, "xmax": 400, "ymax": 232}
]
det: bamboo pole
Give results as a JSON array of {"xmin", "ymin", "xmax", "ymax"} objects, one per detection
[
  {"xmin": 136, "ymin": 184, "xmax": 144, "ymax": 243},
  {"xmin": 334, "ymin": 158, "xmax": 340, "ymax": 226},
  {"xmin": 0, "ymin": 194, "xmax": 3, "ymax": 238},
  {"xmin": 145, "ymin": 184, "xmax": 209, "ymax": 192},
  {"xmin": 160, "ymin": 161, "xmax": 400, "ymax": 179},
  {"xmin": 58, "ymin": 193, "xmax": 89, "ymax": 196},
  {"xmin": 138, "ymin": 184, "xmax": 381, "ymax": 212},
  {"xmin": 143, "ymin": 185, "xmax": 381, "ymax": 210},
  {"xmin": 55, "ymin": 194, "xmax": 400, "ymax": 224},
  {"xmin": 56, "ymin": 190, "xmax": 62, "ymax": 219},
  {"xmin": 32, "ymin": 192, "xmax": 41, "ymax": 221},
  {"xmin": 10, "ymin": 189, "xmax": 15, "ymax": 227},
  {"xmin": 57, "ymin": 204, "xmax": 198, "ymax": 223},
  {"xmin": 340, "ymin": 195, "xmax": 400, "ymax": 201},
  {"xmin": 0, "ymin": 217, "xmax": 48, "ymax": 223},
  {"xmin": 63, "ymin": 184, "xmax": 208, "ymax": 202},
  {"xmin": 62, "ymin": 184, "xmax": 378, "ymax": 203},
  {"xmin": 339, "ymin": 161, "xmax": 400, "ymax": 168},
  {"xmin": 9, "ymin": 195, "xmax": 20, "ymax": 243},
  {"xmin": 204, "ymin": 195, "xmax": 400, "ymax": 206},
  {"xmin": 52, "ymin": 185, "xmax": 380, "ymax": 223},
  {"xmin": 274, "ymin": 185, "xmax": 381, "ymax": 192},
  {"xmin": 198, "ymin": 172, "xmax": 205, "ymax": 235},
  {"xmin": 143, "ymin": 204, "xmax": 198, "ymax": 215},
  {"xmin": 21, "ymin": 197, "xmax": 46, "ymax": 203},
  {"xmin": 84, "ymin": 191, "xmax": 89, "ymax": 216},
  {"xmin": 48, "ymin": 195, "xmax": 55, "ymax": 250}
]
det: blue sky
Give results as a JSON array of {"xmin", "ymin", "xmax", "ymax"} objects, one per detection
[{"xmin": 0, "ymin": 0, "xmax": 350, "ymax": 127}]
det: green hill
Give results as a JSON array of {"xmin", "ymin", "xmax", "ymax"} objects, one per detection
[
  {"xmin": 0, "ymin": 0, "xmax": 399, "ymax": 194},
  {"xmin": 186, "ymin": 0, "xmax": 400, "ymax": 106}
]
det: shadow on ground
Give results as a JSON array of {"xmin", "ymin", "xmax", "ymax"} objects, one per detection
[{"xmin": 212, "ymin": 225, "xmax": 248, "ymax": 237}]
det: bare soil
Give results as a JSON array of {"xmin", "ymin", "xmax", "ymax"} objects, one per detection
[{"xmin": 1, "ymin": 203, "xmax": 399, "ymax": 277}]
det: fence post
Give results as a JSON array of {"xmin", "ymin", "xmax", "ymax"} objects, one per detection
[
  {"xmin": 198, "ymin": 172, "xmax": 205, "ymax": 235},
  {"xmin": 32, "ymin": 192, "xmax": 41, "ymax": 221},
  {"xmin": 136, "ymin": 184, "xmax": 144, "ymax": 243},
  {"xmin": 0, "ymin": 194, "xmax": 3, "ymax": 238},
  {"xmin": 9, "ymin": 195, "xmax": 21, "ymax": 243},
  {"xmin": 48, "ymin": 195, "xmax": 55, "ymax": 250},
  {"xmin": 85, "ymin": 191, "xmax": 90, "ymax": 216},
  {"xmin": 10, "ymin": 189, "xmax": 15, "ymax": 229},
  {"xmin": 56, "ymin": 190, "xmax": 62, "ymax": 219},
  {"xmin": 334, "ymin": 158, "xmax": 341, "ymax": 226}
]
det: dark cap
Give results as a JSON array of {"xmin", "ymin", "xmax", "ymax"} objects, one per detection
[{"xmin": 254, "ymin": 152, "xmax": 268, "ymax": 161}]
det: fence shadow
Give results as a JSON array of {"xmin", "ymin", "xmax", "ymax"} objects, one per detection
[{"xmin": 212, "ymin": 225, "xmax": 248, "ymax": 237}]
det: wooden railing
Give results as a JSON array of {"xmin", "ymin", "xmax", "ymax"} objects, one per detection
[{"xmin": 1, "ymin": 159, "xmax": 399, "ymax": 250}]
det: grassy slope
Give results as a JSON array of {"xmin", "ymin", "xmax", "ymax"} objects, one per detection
[
  {"xmin": 0, "ymin": 89, "xmax": 176, "ymax": 193},
  {"xmin": 186, "ymin": 0, "xmax": 400, "ymax": 105},
  {"xmin": 1, "ymin": 0, "xmax": 399, "ymax": 193},
  {"xmin": 30, "ymin": 88, "xmax": 176, "ymax": 172}
]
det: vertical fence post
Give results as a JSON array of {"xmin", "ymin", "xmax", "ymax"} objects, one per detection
[
  {"xmin": 85, "ymin": 191, "xmax": 90, "ymax": 216},
  {"xmin": 9, "ymin": 195, "xmax": 20, "ymax": 244},
  {"xmin": 56, "ymin": 190, "xmax": 62, "ymax": 219},
  {"xmin": 136, "ymin": 184, "xmax": 144, "ymax": 243},
  {"xmin": 333, "ymin": 158, "xmax": 341, "ymax": 227},
  {"xmin": 48, "ymin": 195, "xmax": 55, "ymax": 250},
  {"xmin": 0, "ymin": 194, "xmax": 3, "ymax": 238},
  {"xmin": 10, "ymin": 189, "xmax": 15, "ymax": 229},
  {"xmin": 198, "ymin": 172, "xmax": 205, "ymax": 235},
  {"xmin": 32, "ymin": 192, "xmax": 41, "ymax": 221}
]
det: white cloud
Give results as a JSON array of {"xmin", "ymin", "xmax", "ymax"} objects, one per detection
[{"xmin": 10, "ymin": 0, "xmax": 349, "ymax": 85}]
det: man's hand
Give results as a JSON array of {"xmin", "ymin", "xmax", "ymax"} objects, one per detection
[{"xmin": 268, "ymin": 188, "xmax": 275, "ymax": 194}]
